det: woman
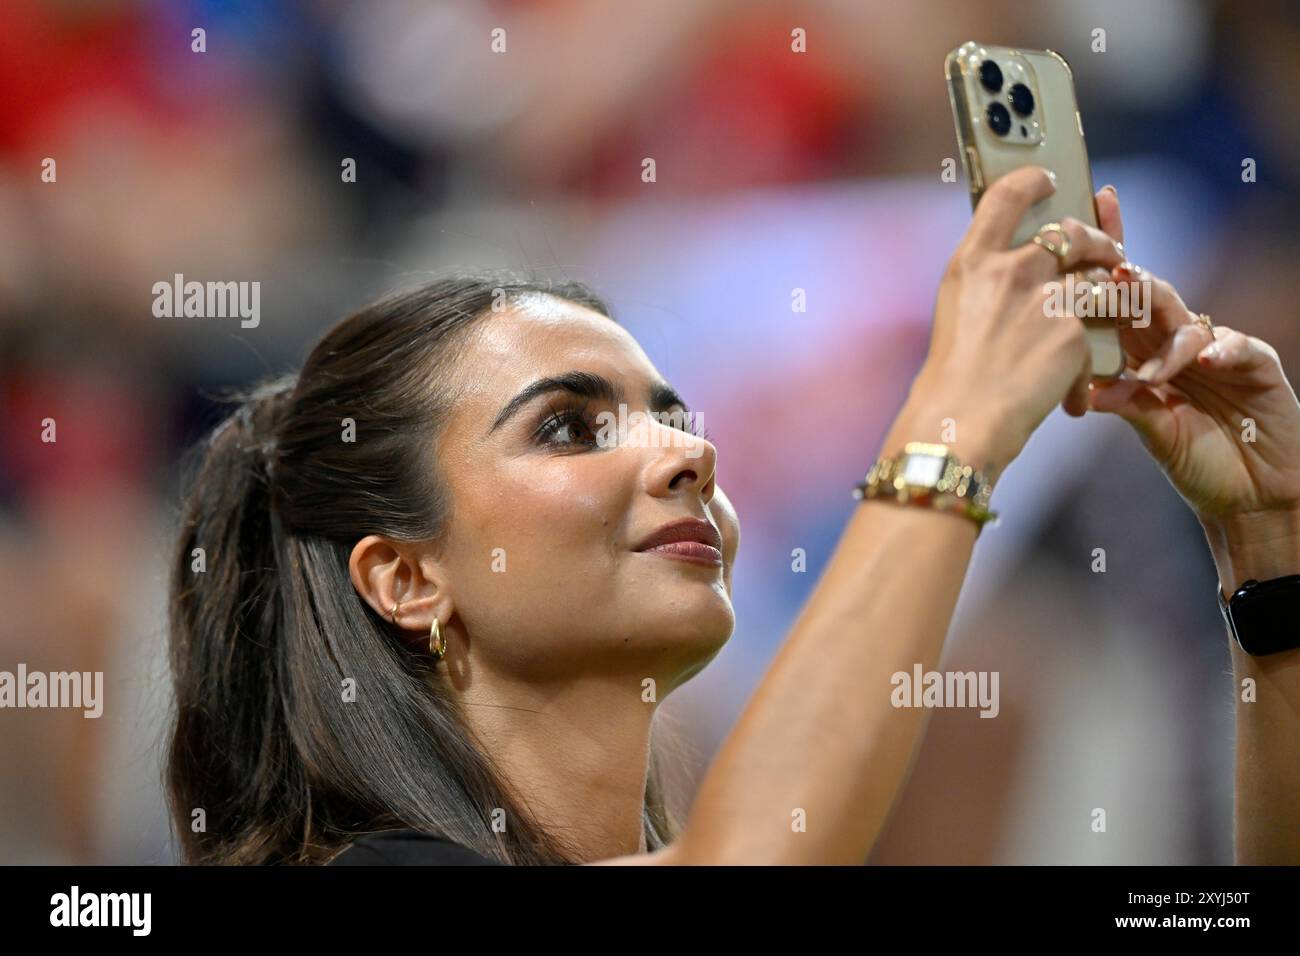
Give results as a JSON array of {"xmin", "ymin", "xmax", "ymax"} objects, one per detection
[{"xmin": 167, "ymin": 167, "xmax": 1300, "ymax": 865}]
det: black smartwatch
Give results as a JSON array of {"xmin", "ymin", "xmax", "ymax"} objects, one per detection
[{"xmin": 1217, "ymin": 574, "xmax": 1300, "ymax": 656}]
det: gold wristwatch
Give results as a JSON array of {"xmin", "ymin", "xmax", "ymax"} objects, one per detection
[{"xmin": 852, "ymin": 442, "xmax": 998, "ymax": 532}]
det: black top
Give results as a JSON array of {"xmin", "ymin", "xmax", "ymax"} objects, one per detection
[{"xmin": 327, "ymin": 828, "xmax": 502, "ymax": 866}]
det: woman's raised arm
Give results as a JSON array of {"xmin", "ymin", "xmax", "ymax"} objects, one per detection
[{"xmin": 598, "ymin": 167, "xmax": 1132, "ymax": 864}]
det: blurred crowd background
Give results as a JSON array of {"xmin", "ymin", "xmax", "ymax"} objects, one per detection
[{"xmin": 2, "ymin": 0, "xmax": 1298, "ymax": 864}]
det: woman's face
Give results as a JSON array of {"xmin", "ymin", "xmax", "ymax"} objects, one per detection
[{"xmin": 428, "ymin": 293, "xmax": 738, "ymax": 689}]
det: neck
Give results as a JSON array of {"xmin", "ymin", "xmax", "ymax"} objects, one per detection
[{"xmin": 453, "ymin": 670, "xmax": 656, "ymax": 862}]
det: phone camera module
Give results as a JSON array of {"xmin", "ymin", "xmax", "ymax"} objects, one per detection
[
  {"xmin": 979, "ymin": 60, "xmax": 1003, "ymax": 93},
  {"xmin": 1008, "ymin": 83, "xmax": 1034, "ymax": 116},
  {"xmin": 986, "ymin": 102, "xmax": 1011, "ymax": 136}
]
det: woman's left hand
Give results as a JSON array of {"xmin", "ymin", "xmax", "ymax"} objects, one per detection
[{"xmin": 1083, "ymin": 188, "xmax": 1300, "ymax": 523}]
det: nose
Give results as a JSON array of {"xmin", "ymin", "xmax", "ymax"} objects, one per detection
[{"xmin": 638, "ymin": 417, "xmax": 718, "ymax": 504}]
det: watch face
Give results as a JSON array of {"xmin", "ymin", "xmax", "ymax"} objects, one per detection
[
  {"xmin": 902, "ymin": 453, "xmax": 945, "ymax": 488},
  {"xmin": 1231, "ymin": 577, "xmax": 1300, "ymax": 656}
]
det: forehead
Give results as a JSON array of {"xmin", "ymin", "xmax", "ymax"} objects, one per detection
[{"xmin": 449, "ymin": 292, "xmax": 662, "ymax": 423}]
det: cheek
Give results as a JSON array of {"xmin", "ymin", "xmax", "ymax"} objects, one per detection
[
  {"xmin": 454, "ymin": 459, "xmax": 629, "ymax": 603},
  {"xmin": 447, "ymin": 460, "xmax": 641, "ymax": 667}
]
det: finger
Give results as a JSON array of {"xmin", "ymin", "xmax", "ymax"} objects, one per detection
[
  {"xmin": 1197, "ymin": 329, "xmax": 1279, "ymax": 375},
  {"xmin": 1094, "ymin": 184, "xmax": 1124, "ymax": 248},
  {"xmin": 1107, "ymin": 271, "xmax": 1210, "ymax": 383},
  {"xmin": 964, "ymin": 166, "xmax": 1057, "ymax": 252},
  {"xmin": 1011, "ymin": 216, "xmax": 1126, "ymax": 282},
  {"xmin": 1087, "ymin": 377, "xmax": 1169, "ymax": 448},
  {"xmin": 1135, "ymin": 320, "xmax": 1215, "ymax": 385},
  {"xmin": 1088, "ymin": 376, "xmax": 1141, "ymax": 414},
  {"xmin": 1056, "ymin": 217, "xmax": 1126, "ymax": 272},
  {"xmin": 1109, "ymin": 264, "xmax": 1199, "ymax": 339},
  {"xmin": 1062, "ymin": 337, "xmax": 1094, "ymax": 417}
]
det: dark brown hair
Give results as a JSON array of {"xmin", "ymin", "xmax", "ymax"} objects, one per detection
[{"xmin": 166, "ymin": 272, "xmax": 682, "ymax": 864}]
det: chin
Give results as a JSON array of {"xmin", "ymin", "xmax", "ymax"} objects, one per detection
[{"xmin": 639, "ymin": 597, "xmax": 735, "ymax": 689}]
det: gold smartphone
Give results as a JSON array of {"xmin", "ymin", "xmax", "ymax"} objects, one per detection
[{"xmin": 946, "ymin": 40, "xmax": 1124, "ymax": 378}]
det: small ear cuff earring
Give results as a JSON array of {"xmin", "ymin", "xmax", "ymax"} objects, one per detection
[{"xmin": 389, "ymin": 601, "xmax": 447, "ymax": 662}]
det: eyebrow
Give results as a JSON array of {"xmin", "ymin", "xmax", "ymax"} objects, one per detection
[{"xmin": 486, "ymin": 370, "xmax": 689, "ymax": 436}]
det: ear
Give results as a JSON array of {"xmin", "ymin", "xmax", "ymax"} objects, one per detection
[{"xmin": 348, "ymin": 534, "xmax": 455, "ymax": 635}]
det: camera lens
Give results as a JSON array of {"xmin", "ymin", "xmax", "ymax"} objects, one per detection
[
  {"xmin": 979, "ymin": 60, "xmax": 1003, "ymax": 93},
  {"xmin": 986, "ymin": 102, "xmax": 1011, "ymax": 136},
  {"xmin": 1009, "ymin": 82, "xmax": 1034, "ymax": 116}
]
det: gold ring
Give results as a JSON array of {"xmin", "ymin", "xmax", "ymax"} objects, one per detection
[
  {"xmin": 1031, "ymin": 222, "xmax": 1071, "ymax": 265},
  {"xmin": 1192, "ymin": 312, "xmax": 1214, "ymax": 334}
]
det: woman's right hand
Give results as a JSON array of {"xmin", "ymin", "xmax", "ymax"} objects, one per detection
[{"xmin": 887, "ymin": 166, "xmax": 1127, "ymax": 475}]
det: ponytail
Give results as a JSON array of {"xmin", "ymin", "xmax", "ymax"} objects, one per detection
[{"xmin": 168, "ymin": 376, "xmax": 300, "ymax": 862}]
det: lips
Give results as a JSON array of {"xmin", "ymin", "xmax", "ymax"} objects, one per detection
[{"xmin": 633, "ymin": 517, "xmax": 724, "ymax": 565}]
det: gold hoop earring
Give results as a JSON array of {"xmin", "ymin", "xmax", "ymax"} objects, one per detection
[
  {"xmin": 390, "ymin": 602, "xmax": 400, "ymax": 624},
  {"xmin": 429, "ymin": 618, "xmax": 447, "ymax": 662}
]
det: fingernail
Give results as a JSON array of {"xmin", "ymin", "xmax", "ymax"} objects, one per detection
[
  {"xmin": 1046, "ymin": 169, "xmax": 1057, "ymax": 185},
  {"xmin": 1115, "ymin": 240, "xmax": 1125, "ymax": 256},
  {"xmin": 1103, "ymin": 184, "xmax": 1118, "ymax": 197},
  {"xmin": 1136, "ymin": 357, "xmax": 1162, "ymax": 382},
  {"xmin": 1115, "ymin": 261, "xmax": 1135, "ymax": 279},
  {"xmin": 1201, "ymin": 344, "xmax": 1221, "ymax": 361}
]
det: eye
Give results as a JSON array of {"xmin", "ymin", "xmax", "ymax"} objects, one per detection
[{"xmin": 535, "ymin": 402, "xmax": 600, "ymax": 448}]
